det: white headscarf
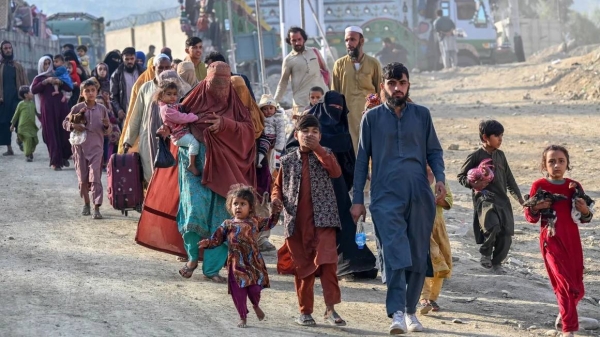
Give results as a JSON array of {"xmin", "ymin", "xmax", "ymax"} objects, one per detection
[
  {"xmin": 157, "ymin": 70, "xmax": 192, "ymax": 97},
  {"xmin": 31, "ymin": 56, "xmax": 54, "ymax": 116}
]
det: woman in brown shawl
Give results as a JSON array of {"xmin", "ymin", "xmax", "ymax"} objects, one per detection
[{"xmin": 135, "ymin": 62, "xmax": 260, "ymax": 282}]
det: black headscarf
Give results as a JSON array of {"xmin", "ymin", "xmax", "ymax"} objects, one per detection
[
  {"xmin": 103, "ymin": 51, "xmax": 122, "ymax": 78},
  {"xmin": 1, "ymin": 40, "xmax": 13, "ymax": 62},
  {"xmin": 307, "ymin": 91, "xmax": 352, "ymax": 153}
]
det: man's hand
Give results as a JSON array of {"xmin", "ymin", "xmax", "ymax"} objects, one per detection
[
  {"xmin": 271, "ymin": 199, "xmax": 283, "ymax": 214},
  {"xmin": 435, "ymin": 181, "xmax": 447, "ymax": 203},
  {"xmin": 156, "ymin": 124, "xmax": 171, "ymax": 139},
  {"xmin": 350, "ymin": 204, "xmax": 367, "ymax": 223},
  {"xmin": 9, "ymin": 125, "xmax": 14, "ymax": 132},
  {"xmin": 102, "ymin": 117, "xmax": 110, "ymax": 128},
  {"xmin": 470, "ymin": 180, "xmax": 489, "ymax": 191},
  {"xmin": 72, "ymin": 123, "xmax": 86, "ymax": 132},
  {"xmin": 118, "ymin": 109, "xmax": 126, "ymax": 120}
]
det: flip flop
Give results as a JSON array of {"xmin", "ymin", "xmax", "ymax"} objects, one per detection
[
  {"xmin": 296, "ymin": 314, "xmax": 316, "ymax": 326},
  {"xmin": 324, "ymin": 310, "xmax": 346, "ymax": 326},
  {"xmin": 179, "ymin": 263, "xmax": 197, "ymax": 278},
  {"xmin": 82, "ymin": 205, "xmax": 91, "ymax": 216},
  {"xmin": 92, "ymin": 209, "xmax": 103, "ymax": 220}
]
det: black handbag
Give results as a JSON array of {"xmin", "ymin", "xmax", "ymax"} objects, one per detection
[{"xmin": 154, "ymin": 136, "xmax": 176, "ymax": 168}]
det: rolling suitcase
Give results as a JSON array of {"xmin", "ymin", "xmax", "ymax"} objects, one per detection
[{"xmin": 107, "ymin": 152, "xmax": 144, "ymax": 216}]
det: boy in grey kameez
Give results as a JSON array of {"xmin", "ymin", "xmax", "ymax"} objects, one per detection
[
  {"xmin": 351, "ymin": 62, "xmax": 446, "ymax": 335},
  {"xmin": 457, "ymin": 120, "xmax": 524, "ymax": 274}
]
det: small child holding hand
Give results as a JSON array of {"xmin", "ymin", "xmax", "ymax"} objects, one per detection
[{"xmin": 199, "ymin": 184, "xmax": 282, "ymax": 328}]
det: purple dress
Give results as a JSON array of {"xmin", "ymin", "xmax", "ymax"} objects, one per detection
[{"xmin": 31, "ymin": 76, "xmax": 72, "ymax": 168}]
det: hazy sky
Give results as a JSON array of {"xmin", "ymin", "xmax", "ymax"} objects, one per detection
[{"xmin": 33, "ymin": 0, "xmax": 596, "ymax": 22}]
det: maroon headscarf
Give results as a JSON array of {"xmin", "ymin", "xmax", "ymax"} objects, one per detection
[{"xmin": 181, "ymin": 61, "xmax": 256, "ymax": 197}]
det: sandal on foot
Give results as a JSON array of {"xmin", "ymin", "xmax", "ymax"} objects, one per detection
[
  {"xmin": 2, "ymin": 150, "xmax": 14, "ymax": 156},
  {"xmin": 418, "ymin": 299, "xmax": 433, "ymax": 315},
  {"xmin": 429, "ymin": 300, "xmax": 441, "ymax": 312},
  {"xmin": 480, "ymin": 255, "xmax": 492, "ymax": 269},
  {"xmin": 92, "ymin": 210, "xmax": 103, "ymax": 219},
  {"xmin": 203, "ymin": 274, "xmax": 226, "ymax": 283},
  {"xmin": 259, "ymin": 241, "xmax": 276, "ymax": 252},
  {"xmin": 492, "ymin": 265, "xmax": 507, "ymax": 275},
  {"xmin": 82, "ymin": 205, "xmax": 91, "ymax": 216},
  {"xmin": 63, "ymin": 159, "xmax": 70, "ymax": 168},
  {"xmin": 179, "ymin": 263, "xmax": 197, "ymax": 278},
  {"xmin": 176, "ymin": 256, "xmax": 189, "ymax": 262},
  {"xmin": 324, "ymin": 310, "xmax": 346, "ymax": 326},
  {"xmin": 296, "ymin": 314, "xmax": 316, "ymax": 326}
]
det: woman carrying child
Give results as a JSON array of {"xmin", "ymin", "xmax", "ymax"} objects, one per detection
[
  {"xmin": 200, "ymin": 184, "xmax": 282, "ymax": 328},
  {"xmin": 63, "ymin": 80, "xmax": 111, "ymax": 219},
  {"xmin": 524, "ymin": 145, "xmax": 593, "ymax": 337}
]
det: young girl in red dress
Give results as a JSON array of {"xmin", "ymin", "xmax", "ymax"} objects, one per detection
[{"xmin": 524, "ymin": 145, "xmax": 593, "ymax": 337}]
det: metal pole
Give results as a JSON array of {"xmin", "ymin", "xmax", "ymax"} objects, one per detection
[
  {"xmin": 300, "ymin": 0, "xmax": 306, "ymax": 29},
  {"xmin": 306, "ymin": 0, "xmax": 333, "ymax": 62},
  {"xmin": 227, "ymin": 0, "xmax": 237, "ymax": 72},
  {"xmin": 279, "ymin": 0, "xmax": 287, "ymax": 56},
  {"xmin": 254, "ymin": 0, "xmax": 268, "ymax": 94}
]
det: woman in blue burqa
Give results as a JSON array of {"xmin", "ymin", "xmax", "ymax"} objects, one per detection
[{"xmin": 283, "ymin": 91, "xmax": 377, "ymax": 280}]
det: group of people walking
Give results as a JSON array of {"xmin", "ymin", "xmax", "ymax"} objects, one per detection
[{"xmin": 0, "ymin": 20, "xmax": 593, "ymax": 336}]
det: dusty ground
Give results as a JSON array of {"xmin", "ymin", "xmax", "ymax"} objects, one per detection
[{"xmin": 1, "ymin": 52, "xmax": 600, "ymax": 337}]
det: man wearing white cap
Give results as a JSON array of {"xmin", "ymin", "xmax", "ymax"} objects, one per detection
[
  {"xmin": 274, "ymin": 27, "xmax": 329, "ymax": 115},
  {"xmin": 331, "ymin": 26, "xmax": 381, "ymax": 154}
]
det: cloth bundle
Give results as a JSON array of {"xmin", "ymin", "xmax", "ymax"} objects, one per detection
[{"xmin": 467, "ymin": 158, "xmax": 494, "ymax": 191}]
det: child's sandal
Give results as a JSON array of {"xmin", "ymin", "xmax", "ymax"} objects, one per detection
[
  {"xmin": 82, "ymin": 205, "xmax": 91, "ymax": 216},
  {"xmin": 92, "ymin": 209, "xmax": 103, "ymax": 219}
]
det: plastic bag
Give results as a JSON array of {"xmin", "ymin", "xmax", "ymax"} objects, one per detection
[
  {"xmin": 69, "ymin": 130, "xmax": 87, "ymax": 145},
  {"xmin": 153, "ymin": 136, "xmax": 175, "ymax": 168}
]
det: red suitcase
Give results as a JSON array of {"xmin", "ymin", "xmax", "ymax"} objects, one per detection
[{"xmin": 107, "ymin": 153, "xmax": 144, "ymax": 216}]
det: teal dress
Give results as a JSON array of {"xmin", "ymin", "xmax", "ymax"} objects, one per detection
[{"xmin": 177, "ymin": 144, "xmax": 228, "ymax": 277}]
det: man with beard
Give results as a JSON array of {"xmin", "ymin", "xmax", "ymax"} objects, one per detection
[
  {"xmin": 350, "ymin": 62, "xmax": 446, "ymax": 334},
  {"xmin": 122, "ymin": 54, "xmax": 172, "ymax": 183},
  {"xmin": 274, "ymin": 27, "xmax": 328, "ymax": 115},
  {"xmin": 184, "ymin": 37, "xmax": 207, "ymax": 82},
  {"xmin": 110, "ymin": 47, "xmax": 144, "ymax": 124},
  {"xmin": 0, "ymin": 41, "xmax": 29, "ymax": 156},
  {"xmin": 331, "ymin": 26, "xmax": 381, "ymax": 154}
]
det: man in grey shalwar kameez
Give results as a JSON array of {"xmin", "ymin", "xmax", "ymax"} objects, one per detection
[
  {"xmin": 351, "ymin": 62, "xmax": 446, "ymax": 335},
  {"xmin": 434, "ymin": 9, "xmax": 458, "ymax": 69}
]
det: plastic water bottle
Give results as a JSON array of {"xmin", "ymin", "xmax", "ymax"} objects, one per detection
[{"xmin": 355, "ymin": 221, "xmax": 366, "ymax": 249}]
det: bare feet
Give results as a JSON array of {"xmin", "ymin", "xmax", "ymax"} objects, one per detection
[
  {"xmin": 203, "ymin": 274, "xmax": 226, "ymax": 283},
  {"xmin": 237, "ymin": 319, "xmax": 247, "ymax": 328},
  {"xmin": 253, "ymin": 306, "xmax": 265, "ymax": 321},
  {"xmin": 187, "ymin": 166, "xmax": 201, "ymax": 176}
]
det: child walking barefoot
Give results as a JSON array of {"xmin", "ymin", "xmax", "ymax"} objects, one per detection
[
  {"xmin": 10, "ymin": 86, "xmax": 39, "ymax": 162},
  {"xmin": 199, "ymin": 184, "xmax": 282, "ymax": 328},
  {"xmin": 524, "ymin": 145, "xmax": 593, "ymax": 337},
  {"xmin": 63, "ymin": 80, "xmax": 111, "ymax": 219},
  {"xmin": 156, "ymin": 80, "xmax": 201, "ymax": 175}
]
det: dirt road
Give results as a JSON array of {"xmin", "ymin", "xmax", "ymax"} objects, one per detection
[{"xmin": 1, "ymin": 54, "xmax": 600, "ymax": 337}]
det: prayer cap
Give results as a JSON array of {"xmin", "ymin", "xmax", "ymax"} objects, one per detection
[{"xmin": 345, "ymin": 26, "xmax": 363, "ymax": 35}]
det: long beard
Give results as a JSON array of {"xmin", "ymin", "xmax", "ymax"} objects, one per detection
[
  {"xmin": 384, "ymin": 89, "xmax": 410, "ymax": 108},
  {"xmin": 347, "ymin": 43, "xmax": 361, "ymax": 60},
  {"xmin": 1, "ymin": 52, "xmax": 13, "ymax": 61},
  {"xmin": 124, "ymin": 64, "xmax": 136, "ymax": 73}
]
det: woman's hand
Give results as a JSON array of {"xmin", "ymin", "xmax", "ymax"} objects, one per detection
[
  {"xmin": 271, "ymin": 199, "xmax": 283, "ymax": 214},
  {"xmin": 156, "ymin": 124, "xmax": 171, "ymax": 138},
  {"xmin": 198, "ymin": 239, "xmax": 209, "ymax": 249},
  {"xmin": 575, "ymin": 198, "xmax": 590, "ymax": 215},
  {"xmin": 203, "ymin": 113, "xmax": 221, "ymax": 133}
]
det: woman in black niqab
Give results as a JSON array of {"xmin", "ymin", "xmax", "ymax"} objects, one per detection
[
  {"xmin": 285, "ymin": 90, "xmax": 378, "ymax": 279},
  {"xmin": 103, "ymin": 51, "xmax": 122, "ymax": 78}
]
